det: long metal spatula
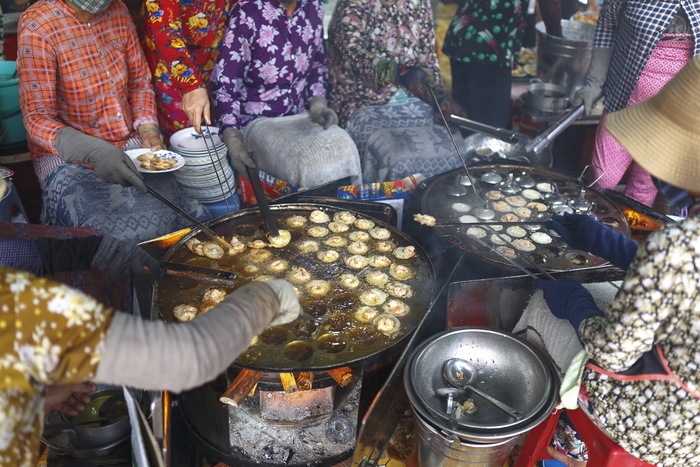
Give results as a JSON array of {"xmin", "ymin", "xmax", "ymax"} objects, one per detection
[{"xmin": 508, "ymin": 104, "xmax": 586, "ymax": 161}]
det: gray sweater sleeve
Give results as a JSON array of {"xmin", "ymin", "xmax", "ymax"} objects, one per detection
[{"xmin": 94, "ymin": 282, "xmax": 280, "ymax": 393}]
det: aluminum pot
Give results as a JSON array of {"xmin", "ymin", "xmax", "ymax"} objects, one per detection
[
  {"xmin": 520, "ymin": 80, "xmax": 570, "ymax": 113},
  {"xmin": 404, "ymin": 327, "xmax": 559, "ymax": 443}
]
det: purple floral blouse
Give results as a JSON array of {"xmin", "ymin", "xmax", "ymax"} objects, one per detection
[
  {"xmin": 211, "ymin": 0, "xmax": 328, "ymax": 130},
  {"xmin": 327, "ymin": 0, "xmax": 440, "ymax": 127}
]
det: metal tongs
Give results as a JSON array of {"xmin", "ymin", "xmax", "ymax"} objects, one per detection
[{"xmin": 201, "ymin": 126, "xmax": 239, "ymax": 214}]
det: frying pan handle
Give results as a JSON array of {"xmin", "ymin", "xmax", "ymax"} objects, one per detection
[{"xmin": 525, "ymin": 104, "xmax": 585, "ymax": 155}]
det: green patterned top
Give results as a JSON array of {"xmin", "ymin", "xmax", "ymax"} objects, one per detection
[{"xmin": 442, "ymin": 0, "xmax": 525, "ymax": 68}]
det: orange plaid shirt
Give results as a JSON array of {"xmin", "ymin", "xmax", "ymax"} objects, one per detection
[{"xmin": 17, "ymin": 0, "xmax": 158, "ymax": 159}]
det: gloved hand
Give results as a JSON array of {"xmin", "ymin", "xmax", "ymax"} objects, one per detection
[
  {"xmin": 55, "ymin": 126, "xmax": 147, "ymax": 192},
  {"xmin": 91, "ymin": 235, "xmax": 162, "ymax": 277},
  {"xmin": 263, "ymin": 279, "xmax": 302, "ymax": 326},
  {"xmin": 572, "ymin": 47, "xmax": 612, "ymax": 115},
  {"xmin": 375, "ymin": 59, "xmax": 440, "ymax": 107},
  {"xmin": 433, "ymin": 90, "xmax": 469, "ymax": 128},
  {"xmin": 547, "ymin": 213, "xmax": 638, "ymax": 269},
  {"xmin": 308, "ymin": 96, "xmax": 339, "ymax": 129},
  {"xmin": 533, "ymin": 277, "xmax": 604, "ymax": 334},
  {"xmin": 222, "ymin": 127, "xmax": 255, "ymax": 180}
]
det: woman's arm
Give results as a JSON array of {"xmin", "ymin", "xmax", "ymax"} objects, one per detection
[
  {"xmin": 304, "ymin": 0, "xmax": 329, "ymax": 100},
  {"xmin": 125, "ymin": 14, "xmax": 159, "ymax": 132},
  {"xmin": 141, "ymin": 0, "xmax": 207, "ymax": 96},
  {"xmin": 211, "ymin": 4, "xmax": 252, "ymax": 130},
  {"xmin": 95, "ymin": 281, "xmax": 299, "ymax": 392},
  {"xmin": 579, "ymin": 222, "xmax": 697, "ymax": 371},
  {"xmin": 16, "ymin": 18, "xmax": 67, "ymax": 155}
]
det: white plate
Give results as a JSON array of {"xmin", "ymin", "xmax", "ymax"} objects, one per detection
[
  {"xmin": 169, "ymin": 126, "xmax": 224, "ymax": 152},
  {"xmin": 126, "ymin": 149, "xmax": 185, "ymax": 173}
]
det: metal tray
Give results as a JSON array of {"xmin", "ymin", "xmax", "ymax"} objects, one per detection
[{"xmin": 418, "ymin": 165, "xmax": 631, "ymax": 272}]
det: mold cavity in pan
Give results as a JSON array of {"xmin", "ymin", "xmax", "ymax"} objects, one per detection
[
  {"xmin": 600, "ymin": 217, "xmax": 620, "ymax": 228},
  {"xmin": 528, "ymin": 253, "xmax": 547, "ymax": 265},
  {"xmin": 233, "ymin": 223, "xmax": 259, "ymax": 237},
  {"xmin": 566, "ymin": 253, "xmax": 589, "ymax": 266},
  {"xmin": 293, "ymin": 320, "xmax": 318, "ymax": 339},
  {"xmin": 317, "ymin": 334, "xmax": 348, "ymax": 354},
  {"xmin": 304, "ymin": 301, "xmax": 331, "ymax": 319},
  {"xmin": 283, "ymin": 340, "xmax": 314, "ymax": 361},
  {"xmin": 260, "ymin": 326, "xmax": 291, "ymax": 345},
  {"xmin": 542, "ymin": 246, "xmax": 563, "ymax": 258}
]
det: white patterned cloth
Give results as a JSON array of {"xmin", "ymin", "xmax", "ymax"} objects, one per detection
[
  {"xmin": 344, "ymin": 100, "xmax": 464, "ymax": 183},
  {"xmin": 513, "ymin": 282, "xmax": 619, "ymax": 377},
  {"xmin": 243, "ymin": 112, "xmax": 362, "ymax": 188}
]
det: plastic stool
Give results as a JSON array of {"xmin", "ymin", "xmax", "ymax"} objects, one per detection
[{"xmin": 514, "ymin": 408, "xmax": 656, "ymax": 467}]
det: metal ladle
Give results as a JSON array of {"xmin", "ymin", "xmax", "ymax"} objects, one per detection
[{"xmin": 442, "ymin": 358, "xmax": 522, "ymax": 420}]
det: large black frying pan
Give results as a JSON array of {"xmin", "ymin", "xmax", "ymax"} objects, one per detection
[{"xmin": 152, "ymin": 202, "xmax": 435, "ymax": 372}]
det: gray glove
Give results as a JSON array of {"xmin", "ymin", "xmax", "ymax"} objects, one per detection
[
  {"xmin": 222, "ymin": 127, "xmax": 255, "ymax": 180},
  {"xmin": 573, "ymin": 47, "xmax": 612, "ymax": 115},
  {"xmin": 55, "ymin": 126, "xmax": 147, "ymax": 192},
  {"xmin": 91, "ymin": 235, "xmax": 162, "ymax": 277},
  {"xmin": 94, "ymin": 281, "xmax": 299, "ymax": 392},
  {"xmin": 264, "ymin": 279, "xmax": 302, "ymax": 325},
  {"xmin": 309, "ymin": 96, "xmax": 339, "ymax": 129}
]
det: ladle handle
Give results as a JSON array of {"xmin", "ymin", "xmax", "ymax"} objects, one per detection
[
  {"xmin": 449, "ymin": 115, "xmax": 520, "ymax": 144},
  {"xmin": 466, "ymin": 385, "xmax": 522, "ymax": 420}
]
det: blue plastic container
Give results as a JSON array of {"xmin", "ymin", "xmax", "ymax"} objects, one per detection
[
  {"xmin": 0, "ymin": 61, "xmax": 26, "ymax": 146},
  {"xmin": 202, "ymin": 194, "xmax": 240, "ymax": 218}
]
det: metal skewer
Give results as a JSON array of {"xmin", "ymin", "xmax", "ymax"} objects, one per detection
[
  {"xmin": 145, "ymin": 184, "xmax": 233, "ymax": 250},
  {"xmin": 428, "ymin": 87, "xmax": 495, "ymax": 220},
  {"xmin": 428, "ymin": 88, "xmax": 478, "ymax": 195}
]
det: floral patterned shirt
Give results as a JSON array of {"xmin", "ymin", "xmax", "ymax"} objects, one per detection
[
  {"xmin": 327, "ymin": 0, "xmax": 440, "ymax": 127},
  {"xmin": 211, "ymin": 0, "xmax": 327, "ymax": 130},
  {"xmin": 579, "ymin": 215, "xmax": 700, "ymax": 466},
  {"xmin": 0, "ymin": 268, "xmax": 114, "ymax": 467},
  {"xmin": 141, "ymin": 0, "xmax": 231, "ymax": 96},
  {"xmin": 140, "ymin": 0, "xmax": 234, "ymax": 136},
  {"xmin": 441, "ymin": 0, "xmax": 526, "ymax": 69}
]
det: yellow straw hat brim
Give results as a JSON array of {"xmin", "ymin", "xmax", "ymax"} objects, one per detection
[{"xmin": 606, "ymin": 55, "xmax": 700, "ymax": 192}]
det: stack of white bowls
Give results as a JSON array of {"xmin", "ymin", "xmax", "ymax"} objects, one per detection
[{"xmin": 169, "ymin": 126, "xmax": 236, "ymax": 203}]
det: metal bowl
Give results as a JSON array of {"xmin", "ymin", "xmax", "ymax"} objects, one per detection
[
  {"xmin": 463, "ymin": 134, "xmax": 553, "ymax": 168},
  {"xmin": 520, "ymin": 80, "xmax": 571, "ymax": 113},
  {"xmin": 404, "ymin": 327, "xmax": 556, "ymax": 436}
]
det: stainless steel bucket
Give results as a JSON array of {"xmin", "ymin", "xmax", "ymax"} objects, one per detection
[
  {"xmin": 414, "ymin": 411, "xmax": 518, "ymax": 467},
  {"xmin": 536, "ymin": 20, "xmax": 596, "ymax": 96}
]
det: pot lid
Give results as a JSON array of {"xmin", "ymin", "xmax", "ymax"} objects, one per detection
[{"xmin": 404, "ymin": 327, "xmax": 554, "ymax": 433}]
